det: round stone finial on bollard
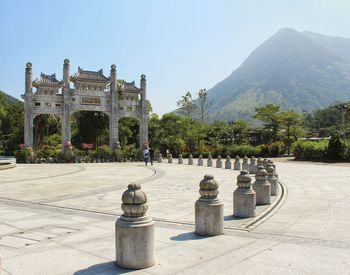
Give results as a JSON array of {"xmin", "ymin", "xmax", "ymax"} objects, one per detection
[
  {"xmin": 225, "ymin": 155, "xmax": 232, "ymax": 169},
  {"xmin": 234, "ymin": 155, "xmax": 241, "ymax": 170},
  {"xmin": 195, "ymin": 175, "xmax": 224, "ymax": 236},
  {"xmin": 267, "ymin": 165, "xmax": 278, "ymax": 196},
  {"xmin": 188, "ymin": 154, "xmax": 193, "ymax": 165},
  {"xmin": 158, "ymin": 153, "xmax": 163, "ymax": 163},
  {"xmin": 216, "ymin": 155, "xmax": 222, "ymax": 168},
  {"xmin": 198, "ymin": 154, "xmax": 203, "ymax": 166},
  {"xmin": 168, "ymin": 153, "xmax": 173, "ymax": 163},
  {"xmin": 242, "ymin": 156, "xmax": 249, "ymax": 171},
  {"xmin": 207, "ymin": 154, "xmax": 213, "ymax": 167},
  {"xmin": 116, "ymin": 183, "xmax": 155, "ymax": 269},
  {"xmin": 233, "ymin": 170, "xmax": 256, "ymax": 218},
  {"xmin": 178, "ymin": 153, "xmax": 183, "ymax": 164},
  {"xmin": 253, "ymin": 166, "xmax": 271, "ymax": 205}
]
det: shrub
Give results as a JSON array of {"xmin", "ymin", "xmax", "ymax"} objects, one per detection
[
  {"xmin": 94, "ymin": 145, "xmax": 113, "ymax": 161},
  {"xmin": 326, "ymin": 135, "xmax": 345, "ymax": 160},
  {"xmin": 291, "ymin": 140, "xmax": 328, "ymax": 160}
]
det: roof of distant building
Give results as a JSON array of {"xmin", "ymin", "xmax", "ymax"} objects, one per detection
[
  {"xmin": 33, "ymin": 73, "xmax": 64, "ymax": 88},
  {"xmin": 70, "ymin": 67, "xmax": 109, "ymax": 83}
]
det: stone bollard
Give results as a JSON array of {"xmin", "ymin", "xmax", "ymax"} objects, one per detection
[
  {"xmin": 242, "ymin": 156, "xmax": 249, "ymax": 171},
  {"xmin": 158, "ymin": 153, "xmax": 162, "ymax": 163},
  {"xmin": 115, "ymin": 183, "xmax": 155, "ymax": 269},
  {"xmin": 207, "ymin": 154, "xmax": 213, "ymax": 167},
  {"xmin": 267, "ymin": 164, "xmax": 278, "ymax": 196},
  {"xmin": 268, "ymin": 160, "xmax": 278, "ymax": 180},
  {"xmin": 178, "ymin": 154, "xmax": 183, "ymax": 164},
  {"xmin": 233, "ymin": 170, "xmax": 256, "ymax": 218},
  {"xmin": 257, "ymin": 157, "xmax": 263, "ymax": 167},
  {"xmin": 168, "ymin": 153, "xmax": 173, "ymax": 163},
  {"xmin": 195, "ymin": 175, "xmax": 224, "ymax": 236},
  {"xmin": 234, "ymin": 155, "xmax": 241, "ymax": 170},
  {"xmin": 188, "ymin": 154, "xmax": 193, "ymax": 165},
  {"xmin": 198, "ymin": 155, "xmax": 203, "ymax": 166},
  {"xmin": 249, "ymin": 156, "xmax": 257, "ymax": 174},
  {"xmin": 253, "ymin": 166, "xmax": 271, "ymax": 205},
  {"xmin": 216, "ymin": 155, "xmax": 222, "ymax": 168},
  {"xmin": 263, "ymin": 158, "xmax": 268, "ymax": 169},
  {"xmin": 225, "ymin": 155, "xmax": 232, "ymax": 169}
]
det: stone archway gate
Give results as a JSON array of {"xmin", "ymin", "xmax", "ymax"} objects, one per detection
[{"xmin": 22, "ymin": 59, "xmax": 148, "ymax": 150}]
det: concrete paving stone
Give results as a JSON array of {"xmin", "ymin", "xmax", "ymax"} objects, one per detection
[
  {"xmin": 0, "ymin": 236, "xmax": 38, "ymax": 248},
  {"xmin": 3, "ymin": 247, "xmax": 109, "ymax": 275}
]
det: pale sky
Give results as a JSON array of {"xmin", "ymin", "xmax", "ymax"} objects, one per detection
[{"xmin": 1, "ymin": 0, "xmax": 350, "ymax": 114}]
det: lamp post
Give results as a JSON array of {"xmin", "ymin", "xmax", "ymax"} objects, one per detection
[
  {"xmin": 302, "ymin": 109, "xmax": 307, "ymax": 138},
  {"xmin": 335, "ymin": 103, "xmax": 348, "ymax": 139}
]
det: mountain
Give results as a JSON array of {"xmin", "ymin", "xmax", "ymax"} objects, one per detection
[
  {"xmin": 205, "ymin": 28, "xmax": 350, "ymax": 122},
  {"xmin": 0, "ymin": 90, "xmax": 20, "ymax": 105}
]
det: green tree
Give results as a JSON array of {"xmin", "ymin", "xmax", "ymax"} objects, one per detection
[
  {"xmin": 279, "ymin": 110, "xmax": 303, "ymax": 155},
  {"xmin": 177, "ymin": 92, "xmax": 196, "ymax": 119},
  {"xmin": 232, "ymin": 119, "xmax": 249, "ymax": 145},
  {"xmin": 197, "ymin": 88, "xmax": 210, "ymax": 123},
  {"xmin": 253, "ymin": 104, "xmax": 281, "ymax": 141}
]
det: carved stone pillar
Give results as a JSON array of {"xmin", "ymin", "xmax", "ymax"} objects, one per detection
[
  {"xmin": 61, "ymin": 59, "xmax": 71, "ymax": 150},
  {"xmin": 109, "ymin": 64, "xmax": 119, "ymax": 150},
  {"xmin": 24, "ymin": 62, "xmax": 34, "ymax": 148},
  {"xmin": 139, "ymin": 74, "xmax": 148, "ymax": 149}
]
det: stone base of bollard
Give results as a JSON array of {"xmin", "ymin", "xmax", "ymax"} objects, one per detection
[
  {"xmin": 207, "ymin": 160, "xmax": 212, "ymax": 167},
  {"xmin": 115, "ymin": 216, "xmax": 155, "ymax": 269},
  {"xmin": 234, "ymin": 163, "xmax": 241, "ymax": 170},
  {"xmin": 253, "ymin": 183, "xmax": 271, "ymax": 205},
  {"xmin": 195, "ymin": 198, "xmax": 223, "ymax": 236},
  {"xmin": 178, "ymin": 158, "xmax": 183, "ymax": 164},
  {"xmin": 233, "ymin": 189, "xmax": 256, "ymax": 218}
]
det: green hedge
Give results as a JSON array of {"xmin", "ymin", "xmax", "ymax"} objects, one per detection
[{"xmin": 292, "ymin": 137, "xmax": 350, "ymax": 161}]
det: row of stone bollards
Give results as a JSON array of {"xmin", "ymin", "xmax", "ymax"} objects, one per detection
[
  {"xmin": 160, "ymin": 153, "xmax": 277, "ymax": 174},
  {"xmin": 115, "ymin": 160, "xmax": 279, "ymax": 269}
]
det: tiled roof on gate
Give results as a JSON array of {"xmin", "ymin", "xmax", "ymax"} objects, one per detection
[
  {"xmin": 33, "ymin": 73, "xmax": 64, "ymax": 88},
  {"xmin": 119, "ymin": 81, "xmax": 140, "ymax": 93},
  {"xmin": 70, "ymin": 67, "xmax": 109, "ymax": 83}
]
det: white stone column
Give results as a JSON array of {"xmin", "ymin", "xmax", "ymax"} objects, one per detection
[
  {"xmin": 110, "ymin": 64, "xmax": 119, "ymax": 150},
  {"xmin": 139, "ymin": 74, "xmax": 148, "ymax": 149},
  {"xmin": 195, "ymin": 175, "xmax": 224, "ymax": 236},
  {"xmin": 61, "ymin": 59, "xmax": 71, "ymax": 150},
  {"xmin": 115, "ymin": 183, "xmax": 155, "ymax": 269},
  {"xmin": 24, "ymin": 62, "xmax": 34, "ymax": 148}
]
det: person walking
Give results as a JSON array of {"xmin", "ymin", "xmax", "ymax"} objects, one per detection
[
  {"xmin": 143, "ymin": 147, "xmax": 150, "ymax": 166},
  {"xmin": 149, "ymin": 147, "xmax": 154, "ymax": 166}
]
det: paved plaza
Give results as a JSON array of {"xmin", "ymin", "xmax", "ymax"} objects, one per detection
[{"xmin": 0, "ymin": 159, "xmax": 349, "ymax": 274}]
